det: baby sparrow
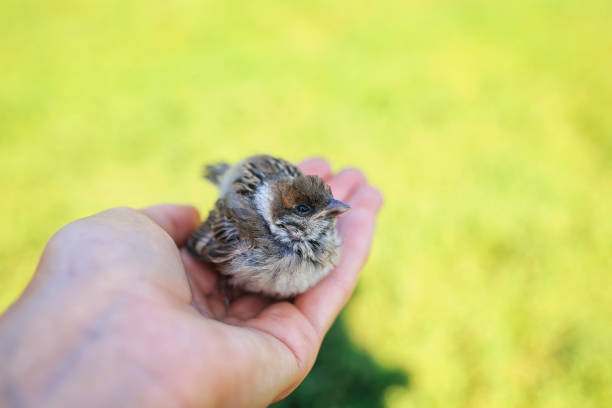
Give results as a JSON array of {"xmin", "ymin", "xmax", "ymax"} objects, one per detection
[{"xmin": 186, "ymin": 155, "xmax": 350, "ymax": 298}]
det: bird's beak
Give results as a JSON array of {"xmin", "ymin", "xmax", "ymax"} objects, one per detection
[{"xmin": 320, "ymin": 198, "xmax": 351, "ymax": 218}]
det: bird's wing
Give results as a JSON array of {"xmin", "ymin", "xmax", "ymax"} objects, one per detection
[
  {"xmin": 231, "ymin": 155, "xmax": 303, "ymax": 197},
  {"xmin": 186, "ymin": 197, "xmax": 264, "ymax": 263},
  {"xmin": 188, "ymin": 155, "xmax": 300, "ymax": 262}
]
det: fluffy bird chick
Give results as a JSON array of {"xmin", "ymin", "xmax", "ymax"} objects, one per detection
[{"xmin": 186, "ymin": 155, "xmax": 350, "ymax": 298}]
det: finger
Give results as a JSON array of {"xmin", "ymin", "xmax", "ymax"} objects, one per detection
[
  {"xmin": 226, "ymin": 294, "xmax": 272, "ymax": 320},
  {"xmin": 294, "ymin": 184, "xmax": 383, "ymax": 337},
  {"xmin": 185, "ymin": 269, "xmax": 215, "ymax": 318},
  {"xmin": 140, "ymin": 204, "xmax": 200, "ymax": 246},
  {"xmin": 326, "ymin": 168, "xmax": 367, "ymax": 201},
  {"xmin": 339, "ymin": 184, "xmax": 384, "ymax": 216},
  {"xmin": 180, "ymin": 249, "xmax": 233, "ymax": 320},
  {"xmin": 241, "ymin": 301, "xmax": 320, "ymax": 397},
  {"xmin": 297, "ymin": 157, "xmax": 332, "ymax": 181},
  {"xmin": 181, "ymin": 249, "xmax": 218, "ymax": 295},
  {"xmin": 207, "ymin": 294, "xmax": 228, "ymax": 320}
]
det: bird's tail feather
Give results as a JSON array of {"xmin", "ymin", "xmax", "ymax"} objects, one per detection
[{"xmin": 203, "ymin": 162, "xmax": 230, "ymax": 186}]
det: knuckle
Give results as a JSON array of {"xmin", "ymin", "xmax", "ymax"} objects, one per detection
[
  {"xmin": 364, "ymin": 185, "xmax": 384, "ymax": 209},
  {"xmin": 101, "ymin": 206, "xmax": 137, "ymax": 218},
  {"xmin": 339, "ymin": 167, "xmax": 367, "ymax": 181},
  {"xmin": 351, "ymin": 186, "xmax": 384, "ymax": 211}
]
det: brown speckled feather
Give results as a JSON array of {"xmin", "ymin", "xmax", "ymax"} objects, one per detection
[
  {"xmin": 187, "ymin": 197, "xmax": 265, "ymax": 263},
  {"xmin": 188, "ymin": 156, "xmax": 300, "ymax": 263},
  {"xmin": 232, "ymin": 155, "xmax": 302, "ymax": 197}
]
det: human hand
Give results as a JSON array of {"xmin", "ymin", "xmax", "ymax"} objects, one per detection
[{"xmin": 0, "ymin": 158, "xmax": 382, "ymax": 408}]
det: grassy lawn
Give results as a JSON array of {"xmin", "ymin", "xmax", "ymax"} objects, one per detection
[{"xmin": 1, "ymin": 0, "xmax": 611, "ymax": 406}]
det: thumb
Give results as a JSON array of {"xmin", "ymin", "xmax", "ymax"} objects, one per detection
[{"xmin": 141, "ymin": 204, "xmax": 200, "ymax": 246}]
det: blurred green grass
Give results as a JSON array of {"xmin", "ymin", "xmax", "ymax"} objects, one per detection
[{"xmin": 1, "ymin": 0, "xmax": 612, "ymax": 406}]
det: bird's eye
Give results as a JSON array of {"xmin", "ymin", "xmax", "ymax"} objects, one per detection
[{"xmin": 295, "ymin": 204, "xmax": 311, "ymax": 214}]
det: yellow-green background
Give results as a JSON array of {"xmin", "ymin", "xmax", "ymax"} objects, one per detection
[{"xmin": 2, "ymin": 0, "xmax": 611, "ymax": 406}]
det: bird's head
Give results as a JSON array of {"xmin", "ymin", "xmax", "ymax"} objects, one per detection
[{"xmin": 264, "ymin": 175, "xmax": 350, "ymax": 244}]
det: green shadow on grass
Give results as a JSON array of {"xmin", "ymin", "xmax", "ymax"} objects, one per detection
[{"xmin": 273, "ymin": 313, "xmax": 409, "ymax": 408}]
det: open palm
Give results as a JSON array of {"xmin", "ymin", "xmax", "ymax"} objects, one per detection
[{"xmin": 0, "ymin": 158, "xmax": 382, "ymax": 408}]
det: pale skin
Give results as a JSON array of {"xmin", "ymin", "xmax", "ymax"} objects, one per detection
[{"xmin": 0, "ymin": 158, "xmax": 382, "ymax": 408}]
